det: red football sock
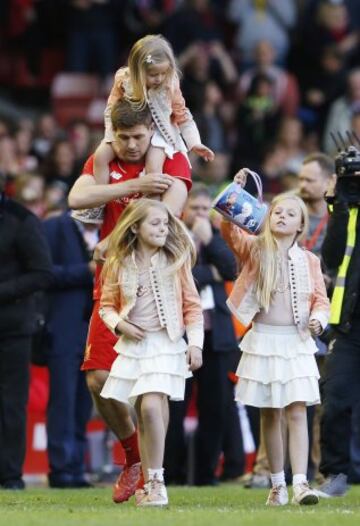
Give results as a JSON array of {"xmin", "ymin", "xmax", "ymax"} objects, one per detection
[
  {"xmin": 120, "ymin": 430, "xmax": 140, "ymax": 466},
  {"xmin": 136, "ymin": 470, "xmax": 145, "ymax": 490}
]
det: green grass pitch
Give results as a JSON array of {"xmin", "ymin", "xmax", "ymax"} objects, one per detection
[{"xmin": 0, "ymin": 484, "xmax": 359, "ymax": 526}]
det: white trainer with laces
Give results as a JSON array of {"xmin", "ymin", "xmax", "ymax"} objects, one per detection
[
  {"xmin": 137, "ymin": 478, "xmax": 168, "ymax": 507},
  {"xmin": 292, "ymin": 482, "xmax": 319, "ymax": 505},
  {"xmin": 266, "ymin": 484, "xmax": 289, "ymax": 506}
]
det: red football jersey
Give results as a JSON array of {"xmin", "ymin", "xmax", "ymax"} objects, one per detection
[{"xmin": 81, "ymin": 152, "xmax": 191, "ymax": 299}]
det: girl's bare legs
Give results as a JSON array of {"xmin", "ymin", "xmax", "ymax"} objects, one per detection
[
  {"xmin": 285, "ymin": 402, "xmax": 308, "ymax": 476},
  {"xmin": 262, "ymin": 408, "xmax": 289, "ymax": 505},
  {"xmin": 146, "ymin": 146, "xmax": 189, "ymax": 216},
  {"xmin": 135, "ymin": 396, "xmax": 149, "ymax": 482},
  {"xmin": 145, "ymin": 145, "xmax": 166, "ymax": 175},
  {"xmin": 261, "ymin": 408, "xmax": 284, "ymax": 474},
  {"xmin": 163, "ymin": 178, "xmax": 188, "ymax": 217},
  {"xmin": 139, "ymin": 392, "xmax": 167, "ymax": 470},
  {"xmin": 285, "ymin": 402, "xmax": 319, "ymax": 504},
  {"xmin": 94, "ymin": 142, "xmax": 115, "ymax": 184}
]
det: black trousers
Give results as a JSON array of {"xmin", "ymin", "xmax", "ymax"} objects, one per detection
[
  {"xmin": 47, "ymin": 339, "xmax": 92, "ymax": 483},
  {"xmin": 194, "ymin": 334, "xmax": 244, "ymax": 485},
  {"xmin": 0, "ymin": 336, "xmax": 31, "ymax": 484},
  {"xmin": 164, "ymin": 332, "xmax": 244, "ymax": 485},
  {"xmin": 320, "ymin": 323, "xmax": 360, "ymax": 478}
]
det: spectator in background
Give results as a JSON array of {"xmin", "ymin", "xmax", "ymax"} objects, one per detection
[
  {"xmin": 227, "ymin": 0, "xmax": 297, "ymax": 68},
  {"xmin": 43, "ymin": 211, "xmax": 98, "ymax": 488},
  {"xmin": 0, "ymin": 135, "xmax": 22, "ymax": 187},
  {"xmin": 14, "ymin": 173, "xmax": 46, "ymax": 218},
  {"xmin": 232, "ymin": 73, "xmax": 281, "ymax": 168},
  {"xmin": 68, "ymin": 119, "xmax": 94, "ymax": 173},
  {"xmin": 275, "ymin": 116, "xmax": 306, "ymax": 174},
  {"xmin": 32, "ymin": 113, "xmax": 60, "ymax": 162},
  {"xmin": 300, "ymin": 45, "xmax": 347, "ymax": 136},
  {"xmin": 166, "ymin": 184, "xmax": 244, "ymax": 485},
  {"xmin": 238, "ymin": 40, "xmax": 300, "ymax": 116},
  {"xmin": 298, "ymin": 152, "xmax": 336, "ymax": 482},
  {"xmin": 0, "ymin": 171, "xmax": 53, "ymax": 490},
  {"xmin": 190, "ymin": 80, "xmax": 232, "ymax": 185},
  {"xmin": 163, "ymin": 0, "xmax": 224, "ymax": 55},
  {"xmin": 43, "ymin": 181, "xmax": 69, "ymax": 218},
  {"xmin": 301, "ymin": 0, "xmax": 359, "ymax": 74},
  {"xmin": 179, "ymin": 40, "xmax": 238, "ymax": 102},
  {"xmin": 65, "ymin": 0, "xmax": 118, "ymax": 77},
  {"xmin": 259, "ymin": 145, "xmax": 288, "ymax": 198},
  {"xmin": 323, "ymin": 68, "xmax": 360, "ymax": 154},
  {"xmin": 298, "ymin": 152, "xmax": 335, "ymax": 257},
  {"xmin": 14, "ymin": 127, "xmax": 38, "ymax": 173},
  {"xmin": 42, "ymin": 139, "xmax": 78, "ymax": 193}
]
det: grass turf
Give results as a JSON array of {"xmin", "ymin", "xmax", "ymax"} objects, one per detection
[{"xmin": 0, "ymin": 484, "xmax": 359, "ymax": 526}]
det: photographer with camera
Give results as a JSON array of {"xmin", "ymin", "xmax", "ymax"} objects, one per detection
[{"xmin": 317, "ymin": 144, "xmax": 360, "ymax": 497}]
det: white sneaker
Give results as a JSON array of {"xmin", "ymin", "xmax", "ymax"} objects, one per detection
[
  {"xmin": 137, "ymin": 478, "xmax": 168, "ymax": 507},
  {"xmin": 292, "ymin": 482, "xmax": 319, "ymax": 505},
  {"xmin": 266, "ymin": 484, "xmax": 289, "ymax": 506}
]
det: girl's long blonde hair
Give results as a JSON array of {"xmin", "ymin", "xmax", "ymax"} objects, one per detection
[
  {"xmin": 126, "ymin": 34, "xmax": 179, "ymax": 109},
  {"xmin": 102, "ymin": 198, "xmax": 196, "ymax": 284},
  {"xmin": 251, "ymin": 192, "xmax": 309, "ymax": 311}
]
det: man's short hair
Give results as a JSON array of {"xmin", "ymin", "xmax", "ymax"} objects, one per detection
[
  {"xmin": 188, "ymin": 183, "xmax": 211, "ymax": 200},
  {"xmin": 302, "ymin": 152, "xmax": 335, "ymax": 178},
  {"xmin": 111, "ymin": 99, "xmax": 153, "ymax": 130}
]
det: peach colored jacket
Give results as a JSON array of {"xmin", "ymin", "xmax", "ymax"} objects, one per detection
[
  {"xmin": 221, "ymin": 221, "xmax": 330, "ymax": 340},
  {"xmin": 99, "ymin": 250, "xmax": 204, "ymax": 349},
  {"xmin": 104, "ymin": 67, "xmax": 201, "ymax": 149}
]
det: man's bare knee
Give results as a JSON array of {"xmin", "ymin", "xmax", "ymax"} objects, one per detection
[{"xmin": 86, "ymin": 370, "xmax": 109, "ymax": 397}]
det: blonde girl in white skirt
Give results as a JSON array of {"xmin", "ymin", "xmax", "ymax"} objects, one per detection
[
  {"xmin": 99, "ymin": 199, "xmax": 203, "ymax": 507},
  {"xmin": 221, "ymin": 170, "xmax": 330, "ymax": 507}
]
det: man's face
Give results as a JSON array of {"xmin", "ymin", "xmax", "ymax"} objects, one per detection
[
  {"xmin": 113, "ymin": 124, "xmax": 153, "ymax": 163},
  {"xmin": 298, "ymin": 161, "xmax": 330, "ymax": 203},
  {"xmin": 183, "ymin": 194, "xmax": 211, "ymax": 228}
]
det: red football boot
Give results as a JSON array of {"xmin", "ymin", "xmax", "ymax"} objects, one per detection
[{"xmin": 112, "ymin": 462, "xmax": 142, "ymax": 503}]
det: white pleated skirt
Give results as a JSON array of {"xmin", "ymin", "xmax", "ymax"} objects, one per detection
[
  {"xmin": 100, "ymin": 329, "xmax": 191, "ymax": 406},
  {"xmin": 235, "ymin": 323, "xmax": 320, "ymax": 408}
]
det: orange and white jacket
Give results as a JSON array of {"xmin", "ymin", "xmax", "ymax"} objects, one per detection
[
  {"xmin": 221, "ymin": 221, "xmax": 330, "ymax": 341},
  {"xmin": 99, "ymin": 250, "xmax": 204, "ymax": 349},
  {"xmin": 104, "ymin": 67, "xmax": 201, "ymax": 149}
]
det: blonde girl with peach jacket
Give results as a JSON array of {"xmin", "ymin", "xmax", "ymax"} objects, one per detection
[
  {"xmin": 99, "ymin": 198, "xmax": 203, "ymax": 507},
  {"xmin": 221, "ymin": 169, "xmax": 330, "ymax": 507}
]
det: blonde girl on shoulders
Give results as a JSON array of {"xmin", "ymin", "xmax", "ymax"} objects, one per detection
[{"xmin": 95, "ymin": 34, "xmax": 214, "ymax": 185}]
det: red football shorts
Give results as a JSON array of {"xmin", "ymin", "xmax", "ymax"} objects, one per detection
[{"xmin": 81, "ymin": 300, "xmax": 118, "ymax": 371}]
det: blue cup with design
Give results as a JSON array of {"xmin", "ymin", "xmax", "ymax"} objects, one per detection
[{"xmin": 212, "ymin": 170, "xmax": 268, "ymax": 234}]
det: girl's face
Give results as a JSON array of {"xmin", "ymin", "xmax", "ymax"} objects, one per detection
[
  {"xmin": 136, "ymin": 207, "xmax": 169, "ymax": 250},
  {"xmin": 145, "ymin": 61, "xmax": 171, "ymax": 89},
  {"xmin": 269, "ymin": 198, "xmax": 302, "ymax": 238}
]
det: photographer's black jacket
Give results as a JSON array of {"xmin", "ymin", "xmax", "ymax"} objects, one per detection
[
  {"xmin": 322, "ymin": 200, "xmax": 360, "ymax": 332},
  {"xmin": 0, "ymin": 195, "xmax": 54, "ymax": 337}
]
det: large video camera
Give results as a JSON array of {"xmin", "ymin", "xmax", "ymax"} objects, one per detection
[{"xmin": 332, "ymin": 133, "xmax": 360, "ymax": 205}]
